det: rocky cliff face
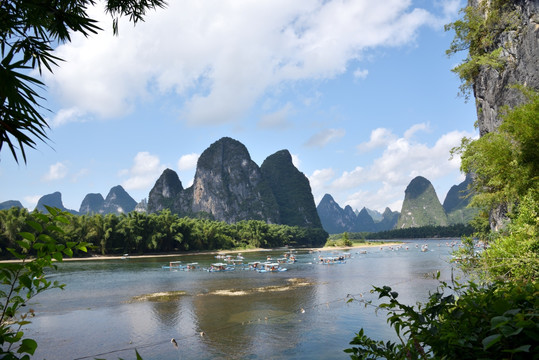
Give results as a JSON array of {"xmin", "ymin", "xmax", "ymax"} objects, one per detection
[
  {"xmin": 189, "ymin": 137, "xmax": 280, "ymax": 223},
  {"xmin": 468, "ymin": 0, "xmax": 538, "ymax": 230},
  {"xmin": 396, "ymin": 176, "xmax": 448, "ymax": 228},
  {"xmin": 0, "ymin": 200, "xmax": 23, "ymax": 210},
  {"xmin": 147, "ymin": 138, "xmax": 323, "ymax": 227},
  {"xmin": 147, "ymin": 168, "xmax": 183, "ymax": 214},
  {"xmin": 79, "ymin": 193, "xmax": 105, "ymax": 214},
  {"xmin": 78, "ymin": 186, "xmax": 137, "ymax": 215},
  {"xmin": 471, "ymin": 0, "xmax": 539, "ymax": 136},
  {"xmin": 102, "ymin": 185, "xmax": 137, "ymax": 214},
  {"xmin": 149, "ymin": 137, "xmax": 283, "ymax": 224},
  {"xmin": 35, "ymin": 192, "xmax": 77, "ymax": 214},
  {"xmin": 260, "ymin": 150, "xmax": 322, "ymax": 228}
]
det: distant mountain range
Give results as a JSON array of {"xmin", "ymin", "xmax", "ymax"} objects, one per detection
[
  {"xmin": 3, "ymin": 185, "xmax": 141, "ymax": 216},
  {"xmin": 316, "ymin": 175, "xmax": 476, "ymax": 234},
  {"xmin": 1, "ymin": 138, "xmax": 476, "ymax": 233}
]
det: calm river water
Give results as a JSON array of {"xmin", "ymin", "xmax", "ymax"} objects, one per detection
[{"xmin": 25, "ymin": 239, "xmax": 462, "ymax": 360}]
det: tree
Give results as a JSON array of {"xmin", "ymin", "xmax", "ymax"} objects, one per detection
[{"xmin": 0, "ymin": 0, "xmax": 166, "ymax": 163}]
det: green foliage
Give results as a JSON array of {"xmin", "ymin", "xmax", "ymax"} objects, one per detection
[
  {"xmin": 455, "ymin": 190, "xmax": 539, "ymax": 282},
  {"xmin": 445, "ymin": 0, "xmax": 519, "ymax": 98},
  {"xmin": 0, "ymin": 206, "xmax": 88, "ymax": 358},
  {"xmin": 325, "ymin": 232, "xmax": 354, "ymax": 247},
  {"xmin": 0, "ymin": 0, "xmax": 166, "ymax": 163},
  {"xmin": 0, "ymin": 209, "xmax": 328, "ymax": 258},
  {"xmin": 345, "ymin": 280, "xmax": 539, "ymax": 359}
]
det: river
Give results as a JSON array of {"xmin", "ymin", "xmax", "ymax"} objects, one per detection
[{"xmin": 24, "ymin": 239, "xmax": 462, "ymax": 359}]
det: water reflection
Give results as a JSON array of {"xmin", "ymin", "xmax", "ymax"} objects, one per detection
[{"xmin": 24, "ymin": 240, "xmax": 460, "ymax": 359}]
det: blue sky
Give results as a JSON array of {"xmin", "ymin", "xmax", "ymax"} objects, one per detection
[{"xmin": 1, "ymin": 0, "xmax": 478, "ymax": 214}]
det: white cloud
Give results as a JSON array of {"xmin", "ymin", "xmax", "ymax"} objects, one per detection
[
  {"xmin": 358, "ymin": 128, "xmax": 397, "ymax": 152},
  {"xmin": 121, "ymin": 152, "xmax": 166, "ymax": 191},
  {"xmin": 308, "ymin": 168, "xmax": 335, "ymax": 204},
  {"xmin": 43, "ymin": 162, "xmax": 68, "ymax": 181},
  {"xmin": 45, "ymin": 1, "xmax": 450, "ymax": 126},
  {"xmin": 50, "ymin": 107, "xmax": 88, "ymax": 128},
  {"xmin": 353, "ymin": 68, "xmax": 369, "ymax": 79},
  {"xmin": 178, "ymin": 153, "xmax": 200, "ymax": 171},
  {"xmin": 304, "ymin": 128, "xmax": 345, "ymax": 148},
  {"xmin": 404, "ymin": 122, "xmax": 429, "ymax": 139}
]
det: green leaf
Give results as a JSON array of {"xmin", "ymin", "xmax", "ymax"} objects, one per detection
[
  {"xmin": 491, "ymin": 315, "xmax": 509, "ymax": 328},
  {"xmin": 38, "ymin": 234, "xmax": 55, "ymax": 244},
  {"xmin": 17, "ymin": 338, "xmax": 38, "ymax": 355},
  {"xmin": 26, "ymin": 220, "xmax": 43, "ymax": 233},
  {"xmin": 136, "ymin": 349, "xmax": 143, "ymax": 360},
  {"xmin": 52, "ymin": 252, "xmax": 63, "ymax": 262},
  {"xmin": 16, "ymin": 239, "xmax": 31, "ymax": 250},
  {"xmin": 506, "ymin": 344, "xmax": 531, "ymax": 353},
  {"xmin": 19, "ymin": 232, "xmax": 35, "ymax": 242},
  {"xmin": 482, "ymin": 334, "xmax": 502, "ymax": 350}
]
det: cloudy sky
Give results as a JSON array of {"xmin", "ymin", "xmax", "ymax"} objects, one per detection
[{"xmin": 1, "ymin": 0, "xmax": 477, "ymax": 214}]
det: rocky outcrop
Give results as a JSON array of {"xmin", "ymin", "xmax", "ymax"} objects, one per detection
[
  {"xmin": 79, "ymin": 193, "xmax": 105, "ymax": 214},
  {"xmin": 468, "ymin": 1, "xmax": 538, "ymax": 230},
  {"xmin": 102, "ymin": 185, "xmax": 137, "ymax": 214},
  {"xmin": 78, "ymin": 186, "xmax": 137, "ymax": 215},
  {"xmin": 396, "ymin": 176, "xmax": 448, "ymax": 228},
  {"xmin": 471, "ymin": 0, "xmax": 539, "ymax": 135},
  {"xmin": 147, "ymin": 169, "xmax": 183, "ymax": 213},
  {"xmin": 35, "ymin": 192, "xmax": 78, "ymax": 214},
  {"xmin": 189, "ymin": 137, "xmax": 280, "ymax": 223},
  {"xmin": 135, "ymin": 198, "xmax": 148, "ymax": 213},
  {"xmin": 148, "ymin": 137, "xmax": 282, "ymax": 224},
  {"xmin": 0, "ymin": 200, "xmax": 23, "ymax": 210},
  {"xmin": 260, "ymin": 150, "xmax": 322, "ymax": 228}
]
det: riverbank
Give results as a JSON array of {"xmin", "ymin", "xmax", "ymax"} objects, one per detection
[{"xmin": 0, "ymin": 241, "xmax": 404, "ymax": 263}]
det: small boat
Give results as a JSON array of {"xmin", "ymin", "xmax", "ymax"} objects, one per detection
[
  {"xmin": 206, "ymin": 263, "xmax": 235, "ymax": 272},
  {"xmin": 162, "ymin": 261, "xmax": 183, "ymax": 270},
  {"xmin": 319, "ymin": 256, "xmax": 346, "ymax": 265},
  {"xmin": 121, "ymin": 254, "xmax": 130, "ymax": 259},
  {"xmin": 257, "ymin": 262, "xmax": 287, "ymax": 273},
  {"xmin": 184, "ymin": 262, "xmax": 199, "ymax": 270},
  {"xmin": 247, "ymin": 261, "xmax": 262, "ymax": 270}
]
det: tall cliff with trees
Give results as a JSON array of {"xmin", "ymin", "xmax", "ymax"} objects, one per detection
[{"xmin": 446, "ymin": 0, "xmax": 538, "ymax": 231}]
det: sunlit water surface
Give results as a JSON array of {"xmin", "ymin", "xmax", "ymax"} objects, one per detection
[{"xmin": 25, "ymin": 239, "xmax": 462, "ymax": 359}]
